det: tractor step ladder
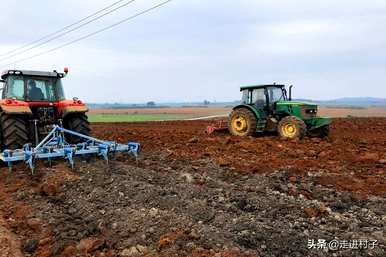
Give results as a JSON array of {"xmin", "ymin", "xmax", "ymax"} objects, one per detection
[
  {"xmin": 0, "ymin": 125, "xmax": 140, "ymax": 173},
  {"xmin": 256, "ymin": 120, "xmax": 267, "ymax": 131}
]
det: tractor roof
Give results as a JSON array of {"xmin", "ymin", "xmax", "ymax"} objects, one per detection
[
  {"xmin": 240, "ymin": 84, "xmax": 285, "ymax": 91},
  {"xmin": 1, "ymin": 70, "xmax": 65, "ymax": 79}
]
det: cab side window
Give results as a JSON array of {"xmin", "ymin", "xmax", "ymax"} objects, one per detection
[
  {"xmin": 241, "ymin": 90, "xmax": 249, "ymax": 104},
  {"xmin": 252, "ymin": 88, "xmax": 266, "ymax": 108},
  {"xmin": 6, "ymin": 77, "xmax": 24, "ymax": 100}
]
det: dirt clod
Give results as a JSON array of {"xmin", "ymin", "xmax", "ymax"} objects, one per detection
[
  {"xmin": 26, "ymin": 218, "xmax": 42, "ymax": 231},
  {"xmin": 60, "ymin": 245, "xmax": 76, "ymax": 257},
  {"xmin": 303, "ymin": 207, "xmax": 319, "ymax": 218},
  {"xmin": 23, "ymin": 239, "xmax": 39, "ymax": 253},
  {"xmin": 76, "ymin": 237, "xmax": 105, "ymax": 254},
  {"xmin": 188, "ymin": 137, "xmax": 199, "ymax": 143}
]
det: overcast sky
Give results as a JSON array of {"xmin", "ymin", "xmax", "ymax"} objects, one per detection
[{"xmin": 0, "ymin": 0, "xmax": 385, "ymax": 103}]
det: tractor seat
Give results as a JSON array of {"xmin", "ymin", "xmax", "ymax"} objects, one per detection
[{"xmin": 29, "ymin": 87, "xmax": 45, "ymax": 100}]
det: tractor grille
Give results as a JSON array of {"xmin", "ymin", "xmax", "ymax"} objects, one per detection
[{"xmin": 300, "ymin": 106, "xmax": 317, "ymax": 119}]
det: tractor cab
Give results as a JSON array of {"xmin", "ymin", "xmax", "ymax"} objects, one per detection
[
  {"xmin": 1, "ymin": 70, "xmax": 66, "ymax": 102},
  {"xmin": 240, "ymin": 84, "xmax": 289, "ymax": 116}
]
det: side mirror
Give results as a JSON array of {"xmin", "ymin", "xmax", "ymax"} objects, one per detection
[{"xmin": 289, "ymin": 85, "xmax": 293, "ymax": 101}]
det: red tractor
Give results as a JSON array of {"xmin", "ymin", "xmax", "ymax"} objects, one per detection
[{"xmin": 0, "ymin": 68, "xmax": 90, "ymax": 150}]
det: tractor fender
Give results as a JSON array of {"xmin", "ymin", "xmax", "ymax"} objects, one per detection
[
  {"xmin": 307, "ymin": 117, "xmax": 332, "ymax": 130},
  {"xmin": 62, "ymin": 105, "xmax": 89, "ymax": 118},
  {"xmin": 232, "ymin": 104, "xmax": 261, "ymax": 120},
  {"xmin": 0, "ymin": 99, "xmax": 32, "ymax": 115},
  {"xmin": 57, "ymin": 99, "xmax": 88, "ymax": 118}
]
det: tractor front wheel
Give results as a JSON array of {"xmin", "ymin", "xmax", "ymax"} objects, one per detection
[
  {"xmin": 63, "ymin": 113, "xmax": 90, "ymax": 144},
  {"xmin": 278, "ymin": 116, "xmax": 306, "ymax": 139},
  {"xmin": 228, "ymin": 108, "xmax": 257, "ymax": 137}
]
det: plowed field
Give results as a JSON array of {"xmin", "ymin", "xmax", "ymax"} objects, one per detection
[{"xmin": 0, "ymin": 118, "xmax": 385, "ymax": 257}]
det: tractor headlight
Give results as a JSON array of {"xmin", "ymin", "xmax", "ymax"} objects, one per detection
[{"xmin": 305, "ymin": 109, "xmax": 317, "ymax": 114}]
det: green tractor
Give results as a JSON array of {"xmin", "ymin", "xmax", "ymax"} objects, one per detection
[{"xmin": 228, "ymin": 84, "xmax": 331, "ymax": 139}]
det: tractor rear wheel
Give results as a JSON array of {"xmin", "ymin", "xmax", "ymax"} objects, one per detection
[
  {"xmin": 0, "ymin": 113, "xmax": 29, "ymax": 150},
  {"xmin": 63, "ymin": 113, "xmax": 90, "ymax": 144},
  {"xmin": 308, "ymin": 125, "xmax": 330, "ymax": 138},
  {"xmin": 278, "ymin": 116, "xmax": 306, "ymax": 139},
  {"xmin": 228, "ymin": 108, "xmax": 257, "ymax": 137}
]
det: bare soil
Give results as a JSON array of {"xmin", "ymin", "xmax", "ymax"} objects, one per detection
[{"xmin": 0, "ymin": 118, "xmax": 385, "ymax": 257}]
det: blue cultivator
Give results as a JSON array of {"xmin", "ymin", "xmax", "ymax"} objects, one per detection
[{"xmin": 0, "ymin": 125, "xmax": 140, "ymax": 173}]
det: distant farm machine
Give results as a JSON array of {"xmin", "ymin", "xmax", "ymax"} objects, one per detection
[
  {"xmin": 0, "ymin": 69, "xmax": 140, "ymax": 172},
  {"xmin": 206, "ymin": 84, "xmax": 331, "ymax": 139}
]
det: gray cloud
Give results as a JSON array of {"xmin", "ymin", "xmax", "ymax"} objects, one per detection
[{"xmin": 0, "ymin": 0, "xmax": 385, "ymax": 102}]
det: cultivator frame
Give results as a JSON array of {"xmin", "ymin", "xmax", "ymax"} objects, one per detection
[
  {"xmin": 0, "ymin": 125, "xmax": 140, "ymax": 173},
  {"xmin": 205, "ymin": 120, "xmax": 228, "ymax": 134}
]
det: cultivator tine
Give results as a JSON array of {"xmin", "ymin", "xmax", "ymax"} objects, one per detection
[
  {"xmin": 128, "ymin": 142, "xmax": 140, "ymax": 165},
  {"xmin": 48, "ymin": 148, "xmax": 53, "ymax": 167},
  {"xmin": 3, "ymin": 150, "xmax": 13, "ymax": 172},
  {"xmin": 0, "ymin": 125, "xmax": 141, "ymax": 173},
  {"xmin": 64, "ymin": 147, "xmax": 75, "ymax": 170},
  {"xmin": 98, "ymin": 143, "xmax": 109, "ymax": 164},
  {"xmin": 128, "ymin": 142, "xmax": 140, "ymax": 158},
  {"xmin": 111, "ymin": 143, "xmax": 118, "ymax": 161},
  {"xmin": 23, "ymin": 144, "xmax": 36, "ymax": 174}
]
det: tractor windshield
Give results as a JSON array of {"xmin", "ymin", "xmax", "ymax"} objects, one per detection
[
  {"xmin": 267, "ymin": 86, "xmax": 287, "ymax": 102},
  {"xmin": 4, "ymin": 75, "xmax": 65, "ymax": 101}
]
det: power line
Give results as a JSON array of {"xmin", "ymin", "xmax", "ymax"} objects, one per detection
[
  {"xmin": 0, "ymin": 0, "xmax": 128, "ymax": 58},
  {"xmin": 1, "ymin": 0, "xmax": 174, "ymax": 69},
  {"xmin": 0, "ymin": 0, "xmax": 137, "ymax": 63},
  {"xmin": 0, "ymin": 0, "xmax": 129, "ymax": 58}
]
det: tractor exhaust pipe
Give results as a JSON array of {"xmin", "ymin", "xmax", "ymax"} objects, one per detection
[{"xmin": 289, "ymin": 85, "xmax": 293, "ymax": 101}]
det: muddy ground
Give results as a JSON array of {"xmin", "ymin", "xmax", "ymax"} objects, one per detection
[{"xmin": 0, "ymin": 118, "xmax": 385, "ymax": 257}]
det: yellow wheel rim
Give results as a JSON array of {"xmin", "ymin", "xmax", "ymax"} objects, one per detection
[
  {"xmin": 282, "ymin": 123, "xmax": 297, "ymax": 137},
  {"xmin": 231, "ymin": 116, "xmax": 248, "ymax": 133}
]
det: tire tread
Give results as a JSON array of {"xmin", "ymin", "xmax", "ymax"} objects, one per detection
[
  {"xmin": 278, "ymin": 116, "xmax": 306, "ymax": 139},
  {"xmin": 228, "ymin": 108, "xmax": 257, "ymax": 136},
  {"xmin": 64, "ymin": 113, "xmax": 90, "ymax": 143},
  {"xmin": 0, "ymin": 113, "xmax": 29, "ymax": 150}
]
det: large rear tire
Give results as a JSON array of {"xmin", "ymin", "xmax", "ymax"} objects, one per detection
[
  {"xmin": 63, "ymin": 113, "xmax": 90, "ymax": 144},
  {"xmin": 0, "ymin": 113, "xmax": 29, "ymax": 150},
  {"xmin": 278, "ymin": 116, "xmax": 306, "ymax": 139},
  {"xmin": 228, "ymin": 108, "xmax": 257, "ymax": 137}
]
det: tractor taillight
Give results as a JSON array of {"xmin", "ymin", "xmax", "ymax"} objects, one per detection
[
  {"xmin": 64, "ymin": 67, "xmax": 69, "ymax": 74},
  {"xmin": 72, "ymin": 97, "xmax": 82, "ymax": 104}
]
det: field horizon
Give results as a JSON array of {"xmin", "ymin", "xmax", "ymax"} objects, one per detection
[
  {"xmin": 87, "ymin": 96, "xmax": 386, "ymax": 109},
  {"xmin": 88, "ymin": 106, "xmax": 386, "ymax": 122}
]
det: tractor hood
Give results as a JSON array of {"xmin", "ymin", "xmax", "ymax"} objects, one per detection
[{"xmin": 276, "ymin": 100, "xmax": 317, "ymax": 108}]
